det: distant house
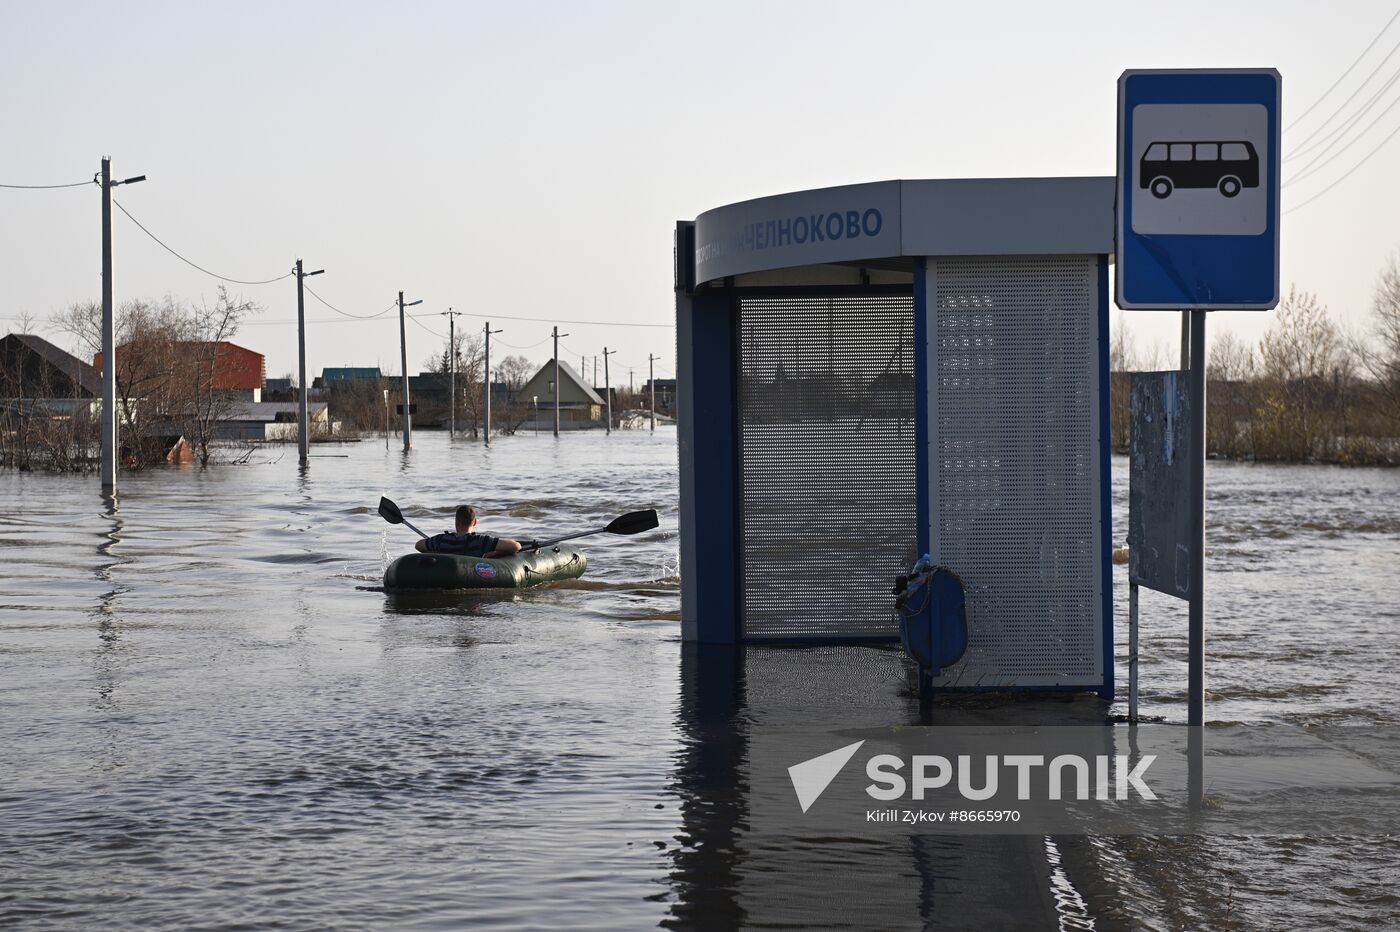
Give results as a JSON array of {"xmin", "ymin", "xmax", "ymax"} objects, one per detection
[
  {"xmin": 320, "ymin": 367, "xmax": 382, "ymax": 386},
  {"xmin": 642, "ymin": 378, "xmax": 677, "ymax": 416},
  {"xmin": 263, "ymin": 377, "xmax": 295, "ymax": 402},
  {"xmin": 519, "ymin": 360, "xmax": 605, "ymax": 429},
  {"xmin": 215, "ymin": 401, "xmax": 331, "ymax": 441},
  {"xmin": 95, "ymin": 340, "xmax": 266, "ymax": 401},
  {"xmin": 0, "ymin": 333, "xmax": 102, "ymax": 418}
]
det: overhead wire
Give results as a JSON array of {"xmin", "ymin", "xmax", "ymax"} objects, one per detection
[
  {"xmin": 1285, "ymin": 118, "xmax": 1400, "ymax": 214},
  {"xmin": 111, "ymin": 198, "xmax": 292, "ymax": 286},
  {"xmin": 493, "ymin": 336, "xmax": 551, "ymax": 350},
  {"xmin": 303, "ymin": 283, "xmax": 396, "ymax": 320},
  {"xmin": 1286, "ymin": 60, "xmax": 1400, "ymax": 164},
  {"xmin": 407, "ymin": 312, "xmax": 446, "ymax": 339},
  {"xmin": 1285, "ymin": 83, "xmax": 1400, "ymax": 187},
  {"xmin": 431, "ymin": 307, "xmax": 671, "ymax": 328},
  {"xmin": 1286, "ymin": 32, "xmax": 1400, "ymax": 155},
  {"xmin": 0, "ymin": 179, "xmax": 93, "ymax": 189},
  {"xmin": 1286, "ymin": 8, "xmax": 1400, "ymax": 133}
]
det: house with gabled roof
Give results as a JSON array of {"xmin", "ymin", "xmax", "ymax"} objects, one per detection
[
  {"xmin": 518, "ymin": 359, "xmax": 605, "ymax": 429},
  {"xmin": 0, "ymin": 333, "xmax": 102, "ymax": 418}
]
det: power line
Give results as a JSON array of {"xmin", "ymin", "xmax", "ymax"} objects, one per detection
[
  {"xmin": 0, "ymin": 179, "xmax": 92, "ymax": 189},
  {"xmin": 303, "ymin": 283, "xmax": 396, "ymax": 320},
  {"xmin": 408, "ymin": 312, "xmax": 445, "ymax": 339},
  {"xmin": 494, "ymin": 336, "xmax": 550, "ymax": 350},
  {"xmin": 438, "ymin": 307, "xmax": 672, "ymax": 328},
  {"xmin": 240, "ymin": 315, "xmax": 391, "ymax": 326},
  {"xmin": 1285, "ymin": 117, "xmax": 1400, "ymax": 214},
  {"xmin": 1285, "ymin": 84, "xmax": 1400, "ymax": 187},
  {"xmin": 1287, "ymin": 8, "xmax": 1400, "ymax": 133},
  {"xmin": 111, "ymin": 198, "xmax": 292, "ymax": 286},
  {"xmin": 1285, "ymin": 57, "xmax": 1400, "ymax": 166},
  {"xmin": 1287, "ymin": 32, "xmax": 1400, "ymax": 154}
]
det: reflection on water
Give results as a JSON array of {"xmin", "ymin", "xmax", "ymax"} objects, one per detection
[{"xmin": 1, "ymin": 438, "xmax": 1399, "ymax": 929}]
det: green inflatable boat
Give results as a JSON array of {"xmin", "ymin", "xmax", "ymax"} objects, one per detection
[{"xmin": 383, "ymin": 544, "xmax": 587, "ymax": 590}]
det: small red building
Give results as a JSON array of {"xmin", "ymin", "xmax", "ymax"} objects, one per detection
[{"xmin": 94, "ymin": 341, "xmax": 266, "ymax": 399}]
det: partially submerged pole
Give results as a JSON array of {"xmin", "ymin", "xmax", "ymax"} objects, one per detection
[
  {"xmin": 602, "ymin": 347, "xmax": 613, "ymax": 435},
  {"xmin": 1188, "ymin": 309, "xmax": 1207, "ymax": 727},
  {"xmin": 293, "ymin": 260, "xmax": 323, "ymax": 463},
  {"xmin": 399, "ymin": 291, "xmax": 410, "ymax": 450},
  {"xmin": 100, "ymin": 158, "xmax": 115, "ymax": 492},
  {"xmin": 397, "ymin": 291, "xmax": 423, "ymax": 451}
]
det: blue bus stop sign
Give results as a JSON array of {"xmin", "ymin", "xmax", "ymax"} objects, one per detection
[{"xmin": 1117, "ymin": 69, "xmax": 1281, "ymax": 310}]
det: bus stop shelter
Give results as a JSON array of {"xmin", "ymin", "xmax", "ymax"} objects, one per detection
[{"xmin": 675, "ymin": 177, "xmax": 1116, "ymax": 694}]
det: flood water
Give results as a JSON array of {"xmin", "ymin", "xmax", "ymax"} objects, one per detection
[{"xmin": 2, "ymin": 429, "xmax": 1398, "ymax": 930}]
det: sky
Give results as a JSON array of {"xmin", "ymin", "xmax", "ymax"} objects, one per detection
[{"xmin": 3, "ymin": 0, "xmax": 1399, "ymax": 382}]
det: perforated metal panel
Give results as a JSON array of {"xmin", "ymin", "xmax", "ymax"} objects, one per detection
[
  {"xmin": 927, "ymin": 256, "xmax": 1103, "ymax": 687},
  {"xmin": 738, "ymin": 293, "xmax": 916, "ymax": 640}
]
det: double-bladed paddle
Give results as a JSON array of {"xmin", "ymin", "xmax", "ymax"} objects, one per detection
[{"xmin": 377, "ymin": 497, "xmax": 658, "ymax": 550}]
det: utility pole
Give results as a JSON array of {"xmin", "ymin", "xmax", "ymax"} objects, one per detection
[
  {"xmin": 649, "ymin": 354, "xmax": 657, "ymax": 431},
  {"xmin": 602, "ymin": 347, "xmax": 614, "ymax": 435},
  {"xmin": 483, "ymin": 320, "xmax": 502, "ymax": 445},
  {"xmin": 398, "ymin": 291, "xmax": 422, "ymax": 451},
  {"xmin": 440, "ymin": 308, "xmax": 462, "ymax": 438},
  {"xmin": 294, "ymin": 259, "xmax": 324, "ymax": 466},
  {"xmin": 552, "ymin": 325, "xmax": 569, "ymax": 437},
  {"xmin": 98, "ymin": 158, "xmax": 145, "ymax": 494}
]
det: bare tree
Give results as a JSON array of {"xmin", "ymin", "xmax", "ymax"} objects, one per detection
[
  {"xmin": 1108, "ymin": 312, "xmax": 1137, "ymax": 451},
  {"xmin": 1254, "ymin": 285, "xmax": 1354, "ymax": 460},
  {"xmin": 1356, "ymin": 251, "xmax": 1400, "ymax": 427},
  {"xmin": 494, "ymin": 354, "xmax": 537, "ymax": 435},
  {"xmin": 183, "ymin": 286, "xmax": 257, "ymax": 465},
  {"xmin": 55, "ymin": 297, "xmax": 187, "ymax": 464},
  {"xmin": 422, "ymin": 330, "xmax": 485, "ymax": 436},
  {"xmin": 1206, "ymin": 327, "xmax": 1257, "ymax": 458},
  {"xmin": 53, "ymin": 290, "xmax": 258, "ymax": 468}
]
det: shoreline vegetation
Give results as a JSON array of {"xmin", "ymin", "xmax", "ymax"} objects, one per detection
[
  {"xmin": 7, "ymin": 253, "xmax": 1400, "ymax": 472},
  {"xmin": 0, "ymin": 289, "xmax": 662, "ymax": 474},
  {"xmin": 1111, "ymin": 255, "xmax": 1400, "ymax": 467}
]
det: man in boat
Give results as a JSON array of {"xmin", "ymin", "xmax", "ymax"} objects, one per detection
[{"xmin": 414, "ymin": 505, "xmax": 523, "ymax": 558}]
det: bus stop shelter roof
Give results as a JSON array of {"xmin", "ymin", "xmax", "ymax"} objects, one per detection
[{"xmin": 690, "ymin": 177, "xmax": 1115, "ymax": 286}]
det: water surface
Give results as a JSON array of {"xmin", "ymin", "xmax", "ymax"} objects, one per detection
[{"xmin": 2, "ymin": 432, "xmax": 1398, "ymax": 930}]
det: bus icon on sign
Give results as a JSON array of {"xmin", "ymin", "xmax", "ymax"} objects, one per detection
[{"xmin": 1139, "ymin": 141, "xmax": 1259, "ymax": 199}]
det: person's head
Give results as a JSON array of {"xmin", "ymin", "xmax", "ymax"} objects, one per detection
[{"xmin": 455, "ymin": 505, "xmax": 478, "ymax": 533}]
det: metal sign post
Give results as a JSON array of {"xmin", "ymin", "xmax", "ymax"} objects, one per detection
[{"xmin": 1118, "ymin": 69, "xmax": 1281, "ymax": 727}]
